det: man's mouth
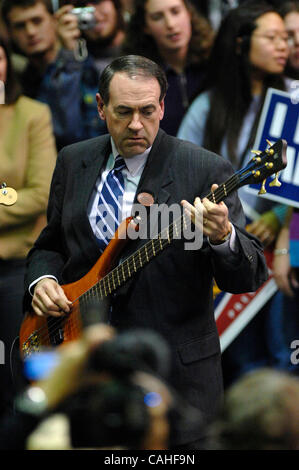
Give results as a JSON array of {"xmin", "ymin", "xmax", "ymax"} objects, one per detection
[{"xmin": 28, "ymin": 39, "xmax": 41, "ymax": 47}]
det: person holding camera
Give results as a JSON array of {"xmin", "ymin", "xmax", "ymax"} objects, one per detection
[
  {"xmin": 1, "ymin": 0, "xmax": 121, "ymax": 150},
  {"xmin": 56, "ymin": 0, "xmax": 126, "ymax": 72}
]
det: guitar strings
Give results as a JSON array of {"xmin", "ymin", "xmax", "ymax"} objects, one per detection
[
  {"xmin": 24, "ymin": 176, "xmax": 239, "ymax": 352},
  {"xmin": 24, "ymin": 218, "xmax": 225, "ymax": 349},
  {"xmin": 23, "ymin": 175, "xmax": 239, "ymax": 353},
  {"xmin": 26, "ymin": 224, "xmax": 177, "ymax": 350},
  {"xmin": 26, "ymin": 145, "xmax": 286, "ymax": 351},
  {"xmin": 24, "ymin": 217, "xmax": 179, "ymax": 351},
  {"xmin": 26, "ymin": 149, "xmax": 282, "ymax": 352}
]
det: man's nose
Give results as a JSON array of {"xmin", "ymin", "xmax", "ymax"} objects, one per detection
[
  {"xmin": 25, "ymin": 22, "xmax": 37, "ymax": 36},
  {"xmin": 128, "ymin": 113, "xmax": 143, "ymax": 130}
]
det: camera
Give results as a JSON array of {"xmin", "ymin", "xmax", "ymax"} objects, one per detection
[{"xmin": 71, "ymin": 6, "xmax": 96, "ymax": 30}]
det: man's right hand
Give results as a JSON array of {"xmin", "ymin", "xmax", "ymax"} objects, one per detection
[
  {"xmin": 32, "ymin": 278, "xmax": 72, "ymax": 317},
  {"xmin": 55, "ymin": 5, "xmax": 81, "ymax": 51}
]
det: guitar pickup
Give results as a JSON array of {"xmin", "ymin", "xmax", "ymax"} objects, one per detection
[{"xmin": 47, "ymin": 317, "xmax": 65, "ymax": 346}]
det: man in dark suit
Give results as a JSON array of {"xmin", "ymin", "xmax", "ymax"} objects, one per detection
[{"xmin": 24, "ymin": 55, "xmax": 268, "ymax": 448}]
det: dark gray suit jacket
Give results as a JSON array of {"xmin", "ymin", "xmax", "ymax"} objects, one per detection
[{"xmin": 25, "ymin": 129, "xmax": 268, "ymax": 445}]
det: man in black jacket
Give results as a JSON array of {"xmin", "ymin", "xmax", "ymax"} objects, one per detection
[{"xmin": 24, "ymin": 55, "xmax": 268, "ymax": 448}]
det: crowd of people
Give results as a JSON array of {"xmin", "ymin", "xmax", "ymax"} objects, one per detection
[{"xmin": 0, "ymin": 0, "xmax": 298, "ymax": 451}]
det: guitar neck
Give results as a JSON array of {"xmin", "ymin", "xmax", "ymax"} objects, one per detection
[
  {"xmin": 85, "ymin": 172, "xmax": 240, "ymax": 302},
  {"xmin": 205, "ymin": 173, "xmax": 239, "ymax": 204}
]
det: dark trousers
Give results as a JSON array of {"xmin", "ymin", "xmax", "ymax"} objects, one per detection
[{"xmin": 0, "ymin": 259, "xmax": 27, "ymax": 416}]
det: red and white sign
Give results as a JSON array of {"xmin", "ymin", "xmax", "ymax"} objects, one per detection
[{"xmin": 215, "ymin": 251, "xmax": 277, "ymax": 351}]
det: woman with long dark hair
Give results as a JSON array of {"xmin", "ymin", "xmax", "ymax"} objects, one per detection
[
  {"xmin": 0, "ymin": 37, "xmax": 56, "ymax": 416},
  {"xmin": 123, "ymin": 0, "xmax": 214, "ymax": 135}
]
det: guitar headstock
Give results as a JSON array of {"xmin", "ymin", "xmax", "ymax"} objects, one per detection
[
  {"xmin": 0, "ymin": 183, "xmax": 18, "ymax": 206},
  {"xmin": 237, "ymin": 139, "xmax": 287, "ymax": 194}
]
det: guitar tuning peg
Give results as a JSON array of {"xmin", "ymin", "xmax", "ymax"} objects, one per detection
[
  {"xmin": 251, "ymin": 150, "xmax": 262, "ymax": 161},
  {"xmin": 265, "ymin": 140, "xmax": 274, "ymax": 155},
  {"xmin": 269, "ymin": 172, "xmax": 282, "ymax": 188},
  {"xmin": 258, "ymin": 179, "xmax": 267, "ymax": 195}
]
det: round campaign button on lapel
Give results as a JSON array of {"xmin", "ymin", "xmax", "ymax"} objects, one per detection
[{"xmin": 137, "ymin": 192, "xmax": 154, "ymax": 207}]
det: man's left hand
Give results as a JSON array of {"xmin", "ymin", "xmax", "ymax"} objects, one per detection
[{"xmin": 181, "ymin": 184, "xmax": 231, "ymax": 244}]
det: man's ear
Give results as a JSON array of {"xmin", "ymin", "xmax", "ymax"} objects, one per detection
[
  {"xmin": 159, "ymin": 99, "xmax": 165, "ymax": 121},
  {"xmin": 96, "ymin": 93, "xmax": 106, "ymax": 120}
]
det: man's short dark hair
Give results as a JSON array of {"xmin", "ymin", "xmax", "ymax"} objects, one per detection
[
  {"xmin": 99, "ymin": 55, "xmax": 168, "ymax": 105},
  {"xmin": 1, "ymin": 0, "xmax": 54, "ymax": 26}
]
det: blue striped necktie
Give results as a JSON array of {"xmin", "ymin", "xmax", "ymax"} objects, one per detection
[{"xmin": 95, "ymin": 155, "xmax": 126, "ymax": 251}]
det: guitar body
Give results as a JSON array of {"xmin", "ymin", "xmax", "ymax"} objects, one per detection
[{"xmin": 19, "ymin": 218, "xmax": 133, "ymax": 357}]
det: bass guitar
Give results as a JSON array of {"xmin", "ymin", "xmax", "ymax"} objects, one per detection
[{"xmin": 19, "ymin": 139, "xmax": 288, "ymax": 357}]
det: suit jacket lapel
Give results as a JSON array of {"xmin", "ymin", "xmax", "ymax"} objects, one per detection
[
  {"xmin": 77, "ymin": 136, "xmax": 111, "ymax": 206},
  {"xmin": 134, "ymin": 129, "xmax": 174, "ymax": 207},
  {"xmin": 72, "ymin": 136, "xmax": 111, "ymax": 262},
  {"xmin": 122, "ymin": 130, "xmax": 176, "ymax": 258}
]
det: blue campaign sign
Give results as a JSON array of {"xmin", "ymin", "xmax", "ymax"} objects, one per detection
[{"xmin": 246, "ymin": 88, "xmax": 299, "ymax": 208}]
